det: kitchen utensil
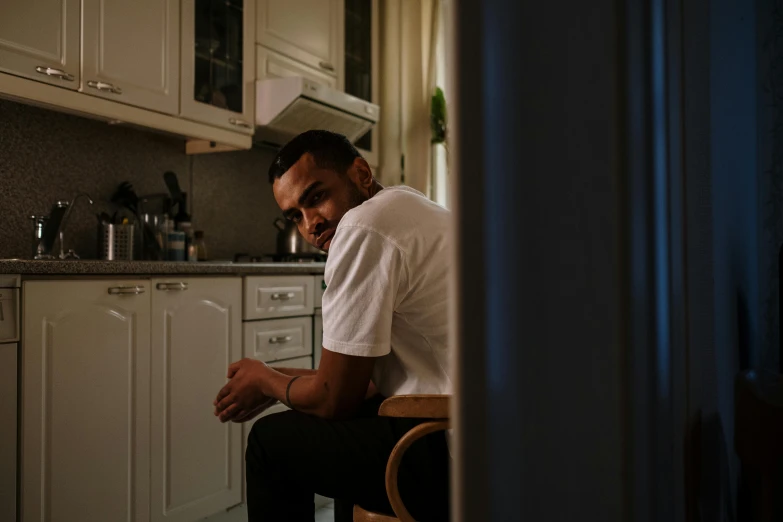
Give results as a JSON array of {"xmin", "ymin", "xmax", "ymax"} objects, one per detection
[
  {"xmin": 273, "ymin": 217, "xmax": 322, "ymax": 255},
  {"xmin": 99, "ymin": 223, "xmax": 135, "ymax": 260},
  {"xmin": 163, "ymin": 171, "xmax": 184, "ymax": 210},
  {"xmin": 111, "ymin": 182, "xmax": 162, "ymax": 260}
]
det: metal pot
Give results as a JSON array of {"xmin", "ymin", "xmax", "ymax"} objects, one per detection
[{"xmin": 273, "ymin": 218, "xmax": 322, "ymax": 255}]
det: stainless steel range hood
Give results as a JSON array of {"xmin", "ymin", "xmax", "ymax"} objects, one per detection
[{"xmin": 254, "ymin": 77, "xmax": 380, "ymax": 147}]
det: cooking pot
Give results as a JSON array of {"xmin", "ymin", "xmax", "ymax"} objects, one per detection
[{"xmin": 273, "ymin": 217, "xmax": 322, "ymax": 255}]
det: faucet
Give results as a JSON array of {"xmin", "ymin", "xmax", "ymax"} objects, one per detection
[{"xmin": 36, "ymin": 193, "xmax": 94, "ymax": 260}]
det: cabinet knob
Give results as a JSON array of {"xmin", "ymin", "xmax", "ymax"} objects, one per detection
[
  {"xmin": 319, "ymin": 61, "xmax": 335, "ymax": 72},
  {"xmin": 228, "ymin": 118, "xmax": 252, "ymax": 129},
  {"xmin": 35, "ymin": 66, "xmax": 75, "ymax": 81},
  {"xmin": 87, "ymin": 80, "xmax": 123, "ymax": 95},
  {"xmin": 156, "ymin": 282, "xmax": 189, "ymax": 291},
  {"xmin": 108, "ymin": 285, "xmax": 145, "ymax": 295}
]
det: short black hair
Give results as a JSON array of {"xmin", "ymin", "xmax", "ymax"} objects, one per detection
[{"xmin": 268, "ymin": 130, "xmax": 362, "ymax": 183}]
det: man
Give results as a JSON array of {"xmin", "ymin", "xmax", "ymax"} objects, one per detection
[{"xmin": 213, "ymin": 130, "xmax": 451, "ymax": 521}]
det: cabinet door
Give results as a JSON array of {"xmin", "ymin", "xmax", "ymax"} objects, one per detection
[
  {"xmin": 256, "ymin": 0, "xmax": 343, "ymax": 83},
  {"xmin": 21, "ymin": 280, "xmax": 151, "ymax": 522},
  {"xmin": 0, "ymin": 343, "xmax": 16, "ymax": 522},
  {"xmin": 181, "ymin": 0, "xmax": 256, "ymax": 133},
  {"xmin": 81, "ymin": 0, "xmax": 180, "ymax": 114},
  {"xmin": 256, "ymin": 45, "xmax": 336, "ymax": 89},
  {"xmin": 344, "ymin": 0, "xmax": 379, "ymax": 165},
  {"xmin": 150, "ymin": 278, "xmax": 242, "ymax": 522},
  {"xmin": 0, "ymin": 0, "xmax": 80, "ymax": 89}
]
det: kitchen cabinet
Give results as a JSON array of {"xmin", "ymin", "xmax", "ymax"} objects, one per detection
[
  {"xmin": 256, "ymin": 45, "xmax": 337, "ymax": 89},
  {"xmin": 21, "ymin": 280, "xmax": 151, "ymax": 522},
  {"xmin": 181, "ymin": 0, "xmax": 256, "ymax": 133},
  {"xmin": 0, "ymin": 0, "xmax": 80, "ymax": 89},
  {"xmin": 81, "ymin": 0, "xmax": 180, "ymax": 114},
  {"xmin": 244, "ymin": 316, "xmax": 313, "ymax": 363},
  {"xmin": 344, "ymin": 0, "xmax": 379, "ymax": 166},
  {"xmin": 256, "ymin": 0, "xmax": 343, "ymax": 85},
  {"xmin": 243, "ymin": 275, "xmax": 314, "ymax": 320},
  {"xmin": 0, "ymin": 343, "xmax": 16, "ymax": 522},
  {"xmin": 150, "ymin": 277, "xmax": 243, "ymax": 522}
]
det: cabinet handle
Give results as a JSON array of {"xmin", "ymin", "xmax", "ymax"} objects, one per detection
[
  {"xmin": 156, "ymin": 282, "xmax": 188, "ymax": 291},
  {"xmin": 319, "ymin": 61, "xmax": 335, "ymax": 72},
  {"xmin": 35, "ymin": 66, "xmax": 75, "ymax": 81},
  {"xmin": 0, "ymin": 301, "xmax": 4, "ymax": 322},
  {"xmin": 228, "ymin": 118, "xmax": 252, "ymax": 129},
  {"xmin": 108, "ymin": 285, "xmax": 145, "ymax": 295},
  {"xmin": 87, "ymin": 80, "xmax": 123, "ymax": 95},
  {"xmin": 270, "ymin": 292, "xmax": 295, "ymax": 301},
  {"xmin": 268, "ymin": 335, "xmax": 293, "ymax": 344}
]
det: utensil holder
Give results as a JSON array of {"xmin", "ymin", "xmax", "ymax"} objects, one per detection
[{"xmin": 99, "ymin": 224, "xmax": 135, "ymax": 260}]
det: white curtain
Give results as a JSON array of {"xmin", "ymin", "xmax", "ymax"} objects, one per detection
[{"xmin": 378, "ymin": 0, "xmax": 441, "ymax": 197}]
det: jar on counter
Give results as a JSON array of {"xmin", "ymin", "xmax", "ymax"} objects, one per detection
[{"xmin": 194, "ymin": 231, "xmax": 208, "ymax": 261}]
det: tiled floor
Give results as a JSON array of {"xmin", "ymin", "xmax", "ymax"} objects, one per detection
[{"xmin": 201, "ymin": 501, "xmax": 335, "ymax": 521}]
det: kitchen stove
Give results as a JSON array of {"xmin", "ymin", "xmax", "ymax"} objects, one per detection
[{"xmin": 233, "ymin": 253, "xmax": 327, "ymax": 263}]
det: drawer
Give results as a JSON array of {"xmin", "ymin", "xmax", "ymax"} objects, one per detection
[
  {"xmin": 314, "ymin": 275, "xmax": 325, "ymax": 308},
  {"xmin": 269, "ymin": 356, "xmax": 313, "ymax": 370},
  {"xmin": 244, "ymin": 276, "xmax": 314, "ymax": 320},
  {"xmin": 244, "ymin": 317, "xmax": 313, "ymax": 363}
]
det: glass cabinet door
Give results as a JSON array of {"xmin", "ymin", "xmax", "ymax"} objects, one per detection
[
  {"xmin": 344, "ymin": 0, "xmax": 378, "ymax": 164},
  {"xmin": 181, "ymin": 0, "xmax": 255, "ymax": 133}
]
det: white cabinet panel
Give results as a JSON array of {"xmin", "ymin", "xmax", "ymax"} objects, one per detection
[
  {"xmin": 180, "ymin": 0, "xmax": 256, "ymax": 133},
  {"xmin": 0, "ymin": 343, "xmax": 16, "ymax": 522},
  {"xmin": 21, "ymin": 280, "xmax": 151, "ymax": 522},
  {"xmin": 0, "ymin": 0, "xmax": 80, "ymax": 89},
  {"xmin": 256, "ymin": 45, "xmax": 337, "ymax": 88},
  {"xmin": 244, "ymin": 316, "xmax": 312, "ymax": 363},
  {"xmin": 314, "ymin": 275, "xmax": 325, "ymax": 308},
  {"xmin": 256, "ymin": 0, "xmax": 342, "ymax": 81},
  {"xmin": 150, "ymin": 277, "xmax": 242, "ymax": 522},
  {"xmin": 81, "ymin": 0, "xmax": 180, "ymax": 114},
  {"xmin": 243, "ymin": 276, "xmax": 314, "ymax": 320},
  {"xmin": 313, "ymin": 310, "xmax": 323, "ymax": 369}
]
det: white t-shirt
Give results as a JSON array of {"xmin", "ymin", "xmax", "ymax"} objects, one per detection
[{"xmin": 321, "ymin": 186, "xmax": 452, "ymax": 397}]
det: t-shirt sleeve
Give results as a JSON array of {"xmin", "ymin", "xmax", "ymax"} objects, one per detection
[{"xmin": 321, "ymin": 225, "xmax": 407, "ymax": 357}]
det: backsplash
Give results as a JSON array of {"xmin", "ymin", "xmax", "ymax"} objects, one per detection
[{"xmin": 0, "ymin": 98, "xmax": 282, "ymax": 260}]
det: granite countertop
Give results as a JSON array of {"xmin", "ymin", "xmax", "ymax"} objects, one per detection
[{"xmin": 0, "ymin": 259, "xmax": 325, "ymax": 276}]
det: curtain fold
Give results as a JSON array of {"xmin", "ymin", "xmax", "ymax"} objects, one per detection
[{"xmin": 378, "ymin": 0, "xmax": 441, "ymax": 197}]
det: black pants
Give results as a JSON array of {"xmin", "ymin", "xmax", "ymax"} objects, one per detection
[{"xmin": 245, "ymin": 395, "xmax": 450, "ymax": 522}]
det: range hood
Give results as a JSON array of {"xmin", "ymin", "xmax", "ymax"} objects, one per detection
[{"xmin": 254, "ymin": 77, "xmax": 380, "ymax": 147}]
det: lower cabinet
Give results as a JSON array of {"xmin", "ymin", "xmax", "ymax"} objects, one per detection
[
  {"xmin": 21, "ymin": 280, "xmax": 152, "ymax": 522},
  {"xmin": 150, "ymin": 278, "xmax": 243, "ymax": 522},
  {"xmin": 21, "ymin": 277, "xmax": 244, "ymax": 522}
]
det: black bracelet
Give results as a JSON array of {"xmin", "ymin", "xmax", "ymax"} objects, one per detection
[{"xmin": 285, "ymin": 375, "xmax": 301, "ymax": 410}]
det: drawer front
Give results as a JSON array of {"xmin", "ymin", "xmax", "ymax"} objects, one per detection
[
  {"xmin": 244, "ymin": 317, "xmax": 313, "ymax": 363},
  {"xmin": 269, "ymin": 356, "xmax": 313, "ymax": 370},
  {"xmin": 244, "ymin": 276, "xmax": 314, "ymax": 320},
  {"xmin": 314, "ymin": 275, "xmax": 325, "ymax": 308}
]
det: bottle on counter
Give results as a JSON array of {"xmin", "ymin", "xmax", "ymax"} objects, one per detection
[{"xmin": 194, "ymin": 231, "xmax": 208, "ymax": 261}]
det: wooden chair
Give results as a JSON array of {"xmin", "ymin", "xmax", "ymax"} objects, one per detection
[{"xmin": 353, "ymin": 394, "xmax": 451, "ymax": 522}]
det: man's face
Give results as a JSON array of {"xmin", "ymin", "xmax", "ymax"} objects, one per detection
[{"xmin": 272, "ymin": 153, "xmax": 368, "ymax": 252}]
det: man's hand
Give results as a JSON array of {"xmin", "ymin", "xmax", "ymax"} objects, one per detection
[{"xmin": 214, "ymin": 358, "xmax": 276, "ymax": 423}]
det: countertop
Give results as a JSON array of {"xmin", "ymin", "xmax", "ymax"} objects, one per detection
[{"xmin": 0, "ymin": 259, "xmax": 326, "ymax": 276}]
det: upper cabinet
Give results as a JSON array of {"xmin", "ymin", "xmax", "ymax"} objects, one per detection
[
  {"xmin": 180, "ymin": 0, "xmax": 256, "ymax": 134},
  {"xmin": 256, "ymin": 0, "xmax": 343, "ymax": 85},
  {"xmin": 81, "ymin": 0, "xmax": 180, "ymax": 114},
  {"xmin": 344, "ymin": 0, "xmax": 379, "ymax": 165},
  {"xmin": 0, "ymin": 0, "xmax": 80, "ymax": 89}
]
